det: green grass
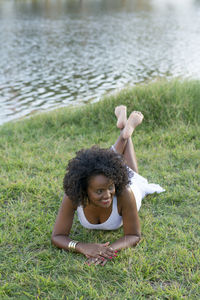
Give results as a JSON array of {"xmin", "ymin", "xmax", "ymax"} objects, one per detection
[{"xmin": 0, "ymin": 79, "xmax": 199, "ymax": 299}]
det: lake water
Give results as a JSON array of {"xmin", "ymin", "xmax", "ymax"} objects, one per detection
[{"xmin": 1, "ymin": 0, "xmax": 200, "ymax": 125}]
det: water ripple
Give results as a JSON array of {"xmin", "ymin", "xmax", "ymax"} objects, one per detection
[{"xmin": 0, "ymin": 0, "xmax": 200, "ymax": 124}]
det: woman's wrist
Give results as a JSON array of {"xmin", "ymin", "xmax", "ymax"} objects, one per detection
[
  {"xmin": 74, "ymin": 241, "xmax": 85, "ymax": 254},
  {"xmin": 110, "ymin": 235, "xmax": 141, "ymax": 251},
  {"xmin": 68, "ymin": 240, "xmax": 79, "ymax": 251}
]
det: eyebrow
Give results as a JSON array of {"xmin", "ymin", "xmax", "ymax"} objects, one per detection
[{"xmin": 94, "ymin": 183, "xmax": 114, "ymax": 189}]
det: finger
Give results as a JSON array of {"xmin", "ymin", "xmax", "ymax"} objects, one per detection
[
  {"xmin": 97, "ymin": 255, "xmax": 106, "ymax": 262},
  {"xmin": 100, "ymin": 259, "xmax": 108, "ymax": 266},
  {"xmin": 98, "ymin": 247, "xmax": 115, "ymax": 258},
  {"xmin": 85, "ymin": 259, "xmax": 91, "ymax": 265},
  {"xmin": 100, "ymin": 246, "xmax": 115, "ymax": 256},
  {"xmin": 86, "ymin": 257, "xmax": 96, "ymax": 265},
  {"xmin": 97, "ymin": 249, "xmax": 113, "ymax": 258},
  {"xmin": 106, "ymin": 245, "xmax": 114, "ymax": 251},
  {"xmin": 104, "ymin": 249, "xmax": 118, "ymax": 259},
  {"xmin": 94, "ymin": 259, "xmax": 103, "ymax": 266},
  {"xmin": 102, "ymin": 242, "xmax": 110, "ymax": 247},
  {"xmin": 97, "ymin": 255, "xmax": 103, "ymax": 260},
  {"xmin": 99, "ymin": 252, "xmax": 112, "ymax": 259},
  {"xmin": 105, "ymin": 248, "xmax": 115, "ymax": 257},
  {"xmin": 91, "ymin": 258, "xmax": 99, "ymax": 265},
  {"xmin": 107, "ymin": 247, "xmax": 115, "ymax": 254}
]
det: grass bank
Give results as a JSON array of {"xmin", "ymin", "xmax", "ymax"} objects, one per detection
[{"xmin": 0, "ymin": 79, "xmax": 199, "ymax": 299}]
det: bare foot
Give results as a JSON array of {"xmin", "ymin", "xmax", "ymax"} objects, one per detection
[
  {"xmin": 122, "ymin": 111, "xmax": 144, "ymax": 139},
  {"xmin": 115, "ymin": 105, "xmax": 127, "ymax": 129}
]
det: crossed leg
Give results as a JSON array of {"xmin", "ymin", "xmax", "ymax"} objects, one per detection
[{"xmin": 113, "ymin": 106, "xmax": 144, "ymax": 173}]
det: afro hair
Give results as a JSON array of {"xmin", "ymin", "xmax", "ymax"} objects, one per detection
[{"xmin": 63, "ymin": 146, "xmax": 132, "ymax": 207}]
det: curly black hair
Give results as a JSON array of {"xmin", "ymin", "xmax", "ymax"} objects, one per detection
[{"xmin": 63, "ymin": 146, "xmax": 132, "ymax": 207}]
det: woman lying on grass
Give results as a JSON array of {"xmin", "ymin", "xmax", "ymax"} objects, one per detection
[{"xmin": 51, "ymin": 105, "xmax": 165, "ymax": 266}]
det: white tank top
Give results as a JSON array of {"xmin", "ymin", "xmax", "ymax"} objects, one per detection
[
  {"xmin": 76, "ymin": 169, "xmax": 165, "ymax": 231},
  {"xmin": 76, "ymin": 196, "xmax": 123, "ymax": 230}
]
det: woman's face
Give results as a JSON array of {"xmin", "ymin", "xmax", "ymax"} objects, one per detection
[{"xmin": 87, "ymin": 174, "xmax": 115, "ymax": 208}]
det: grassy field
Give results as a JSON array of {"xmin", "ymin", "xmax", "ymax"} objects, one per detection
[{"xmin": 0, "ymin": 79, "xmax": 199, "ymax": 299}]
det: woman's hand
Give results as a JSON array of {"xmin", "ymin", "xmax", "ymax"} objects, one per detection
[
  {"xmin": 76, "ymin": 241, "xmax": 115, "ymax": 259},
  {"xmin": 86, "ymin": 256, "xmax": 108, "ymax": 266},
  {"xmin": 86, "ymin": 249, "xmax": 118, "ymax": 266}
]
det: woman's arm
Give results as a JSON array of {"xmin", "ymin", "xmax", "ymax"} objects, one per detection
[
  {"xmin": 110, "ymin": 186, "xmax": 141, "ymax": 251},
  {"xmin": 51, "ymin": 194, "xmax": 76, "ymax": 250},
  {"xmin": 51, "ymin": 194, "xmax": 115, "ymax": 259},
  {"xmin": 87, "ymin": 187, "xmax": 141, "ymax": 266}
]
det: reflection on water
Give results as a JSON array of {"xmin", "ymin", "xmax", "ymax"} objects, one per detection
[{"xmin": 0, "ymin": 0, "xmax": 200, "ymax": 125}]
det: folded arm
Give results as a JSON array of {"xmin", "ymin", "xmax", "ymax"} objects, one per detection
[
  {"xmin": 51, "ymin": 194, "xmax": 114, "ymax": 259},
  {"xmin": 110, "ymin": 186, "xmax": 141, "ymax": 251}
]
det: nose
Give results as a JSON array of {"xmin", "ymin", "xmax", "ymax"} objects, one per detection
[{"xmin": 103, "ymin": 190, "xmax": 111, "ymax": 199}]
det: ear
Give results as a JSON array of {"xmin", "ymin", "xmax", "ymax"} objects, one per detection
[{"xmin": 83, "ymin": 195, "xmax": 89, "ymax": 207}]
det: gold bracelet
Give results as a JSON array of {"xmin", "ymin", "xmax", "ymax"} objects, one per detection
[{"xmin": 68, "ymin": 240, "xmax": 79, "ymax": 251}]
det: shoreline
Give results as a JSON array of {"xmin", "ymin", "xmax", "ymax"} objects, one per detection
[{"xmin": 1, "ymin": 78, "xmax": 199, "ymax": 129}]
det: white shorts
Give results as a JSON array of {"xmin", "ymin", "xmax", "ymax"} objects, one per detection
[{"xmin": 111, "ymin": 145, "xmax": 165, "ymax": 211}]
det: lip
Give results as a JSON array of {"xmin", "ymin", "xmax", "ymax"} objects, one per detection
[{"xmin": 101, "ymin": 198, "xmax": 112, "ymax": 205}]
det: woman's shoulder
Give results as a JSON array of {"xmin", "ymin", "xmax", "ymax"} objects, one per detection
[
  {"xmin": 63, "ymin": 193, "xmax": 78, "ymax": 211},
  {"xmin": 117, "ymin": 186, "xmax": 136, "ymax": 213},
  {"xmin": 118, "ymin": 185, "xmax": 135, "ymax": 199}
]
